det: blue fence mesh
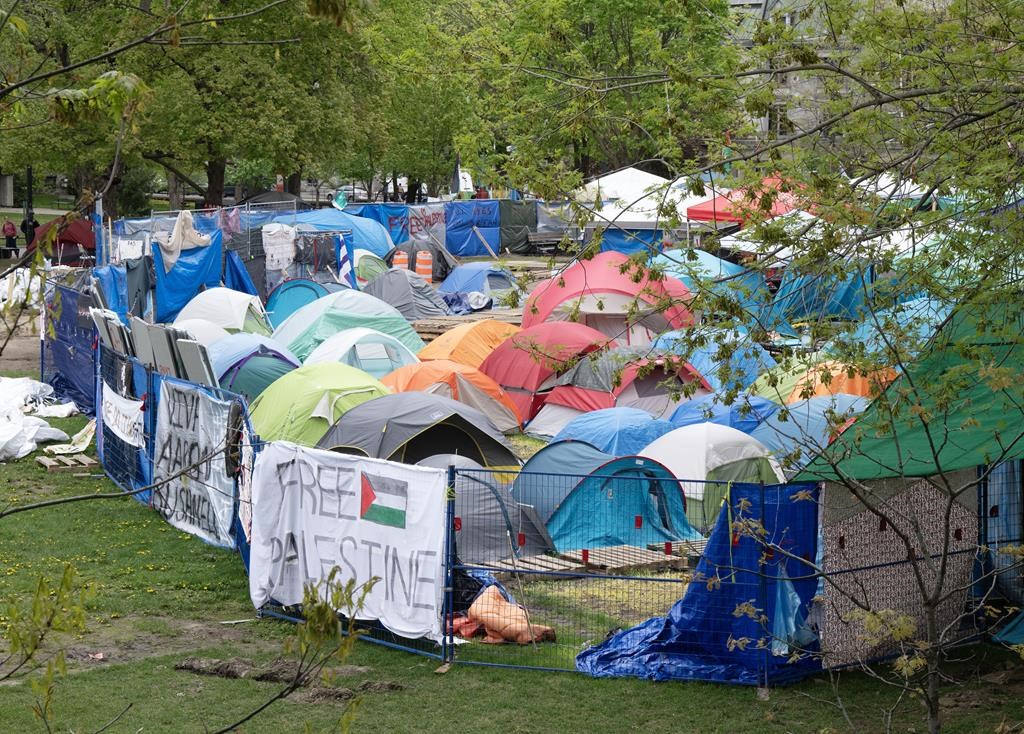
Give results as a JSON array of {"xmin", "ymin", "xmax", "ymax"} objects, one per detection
[{"xmin": 42, "ymin": 271, "xmax": 96, "ymax": 413}]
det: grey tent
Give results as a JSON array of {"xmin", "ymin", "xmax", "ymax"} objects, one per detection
[
  {"xmin": 386, "ymin": 239, "xmax": 459, "ymax": 282},
  {"xmin": 363, "ymin": 268, "xmax": 451, "ymax": 321},
  {"xmin": 417, "ymin": 454, "xmax": 554, "ymax": 564},
  {"xmin": 315, "ymin": 392, "xmax": 519, "ymax": 467}
]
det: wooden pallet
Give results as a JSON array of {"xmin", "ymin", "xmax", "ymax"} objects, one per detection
[
  {"xmin": 483, "ymin": 553, "xmax": 584, "ymax": 575},
  {"xmin": 558, "ymin": 545, "xmax": 687, "ymax": 574},
  {"xmin": 648, "ymin": 539, "xmax": 709, "ymax": 564},
  {"xmin": 413, "ymin": 310, "xmax": 523, "ymax": 341},
  {"xmin": 36, "ymin": 454, "xmax": 98, "ymax": 473}
]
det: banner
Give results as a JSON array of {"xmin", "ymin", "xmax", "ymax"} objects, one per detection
[
  {"xmin": 101, "ymin": 381, "xmax": 144, "ymax": 447},
  {"xmin": 248, "ymin": 442, "xmax": 447, "ymax": 641},
  {"xmin": 152, "ymin": 380, "xmax": 236, "ymax": 548},
  {"xmin": 408, "ymin": 204, "xmax": 446, "ymax": 246}
]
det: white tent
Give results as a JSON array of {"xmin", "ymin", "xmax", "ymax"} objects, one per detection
[
  {"xmin": 591, "ymin": 185, "xmax": 719, "ymax": 230},
  {"xmin": 304, "ymin": 327, "xmax": 420, "ymax": 378},
  {"xmin": 576, "ymin": 167, "xmax": 669, "ymax": 205},
  {"xmin": 174, "ymin": 318, "xmax": 231, "ymax": 346},
  {"xmin": 174, "ymin": 287, "xmax": 271, "ymax": 335}
]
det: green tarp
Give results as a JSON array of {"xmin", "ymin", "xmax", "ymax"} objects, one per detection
[{"xmin": 798, "ymin": 302, "xmax": 1024, "ymax": 481}]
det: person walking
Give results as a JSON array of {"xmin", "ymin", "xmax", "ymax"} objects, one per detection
[{"xmin": 2, "ymin": 218, "xmax": 17, "ymax": 257}]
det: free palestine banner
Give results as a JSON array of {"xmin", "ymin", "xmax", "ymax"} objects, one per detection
[{"xmin": 248, "ymin": 442, "xmax": 447, "ymax": 641}]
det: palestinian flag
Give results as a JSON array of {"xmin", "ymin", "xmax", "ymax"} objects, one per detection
[{"xmin": 360, "ymin": 472, "xmax": 408, "ymax": 528}]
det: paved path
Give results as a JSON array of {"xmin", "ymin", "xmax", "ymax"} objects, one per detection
[{"xmin": 0, "ymin": 206, "xmax": 69, "ymax": 216}]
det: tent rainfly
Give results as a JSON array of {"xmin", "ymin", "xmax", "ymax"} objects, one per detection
[
  {"xmin": 304, "ymin": 327, "xmax": 420, "ymax": 378},
  {"xmin": 363, "ymin": 268, "xmax": 451, "ymax": 321},
  {"xmin": 174, "ymin": 287, "xmax": 271, "ymax": 335},
  {"xmin": 418, "ymin": 319, "xmax": 520, "ymax": 368}
]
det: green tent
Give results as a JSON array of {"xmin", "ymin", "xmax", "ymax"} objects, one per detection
[
  {"xmin": 798, "ymin": 302, "xmax": 1024, "ymax": 481},
  {"xmin": 249, "ymin": 362, "xmax": 390, "ymax": 446}
]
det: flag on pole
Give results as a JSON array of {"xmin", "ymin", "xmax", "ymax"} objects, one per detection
[{"xmin": 335, "ymin": 234, "xmax": 357, "ymax": 289}]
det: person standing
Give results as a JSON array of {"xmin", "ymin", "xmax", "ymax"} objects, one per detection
[
  {"xmin": 20, "ymin": 215, "xmax": 38, "ymax": 250},
  {"xmin": 2, "ymin": 218, "xmax": 17, "ymax": 257}
]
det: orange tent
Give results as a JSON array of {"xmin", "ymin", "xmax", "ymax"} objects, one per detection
[
  {"xmin": 382, "ymin": 360, "xmax": 523, "ymax": 432},
  {"xmin": 753, "ymin": 359, "xmax": 897, "ymax": 405},
  {"xmin": 418, "ymin": 320, "xmax": 521, "ymax": 368}
]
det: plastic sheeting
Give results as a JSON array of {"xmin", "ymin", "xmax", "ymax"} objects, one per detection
[
  {"xmin": 152, "ymin": 230, "xmax": 223, "ymax": 323},
  {"xmin": 597, "ymin": 227, "xmax": 663, "ymax": 255},
  {"xmin": 576, "ymin": 482, "xmax": 821, "ymax": 685},
  {"xmin": 282, "ymin": 209, "xmax": 394, "ymax": 258},
  {"xmin": 43, "ymin": 281, "xmax": 97, "ymax": 414},
  {"xmin": 445, "ymin": 201, "xmax": 501, "ymax": 256},
  {"xmin": 552, "ymin": 407, "xmax": 676, "ymax": 456},
  {"xmin": 653, "ymin": 329, "xmax": 777, "ymax": 393},
  {"xmin": 499, "ymin": 200, "xmax": 537, "ymax": 254},
  {"xmin": 92, "ymin": 264, "xmax": 129, "ymax": 321},
  {"xmin": 224, "ymin": 250, "xmax": 259, "ymax": 297},
  {"xmin": 345, "ymin": 203, "xmax": 409, "ymax": 244}
]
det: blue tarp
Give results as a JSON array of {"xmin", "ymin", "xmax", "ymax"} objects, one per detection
[
  {"xmin": 652, "ymin": 250, "xmax": 767, "ymax": 308},
  {"xmin": 599, "ymin": 228, "xmax": 663, "ymax": 255},
  {"xmin": 553, "ymin": 408, "xmax": 676, "ymax": 456},
  {"xmin": 576, "ymin": 482, "xmax": 820, "ymax": 685},
  {"xmin": 92, "ymin": 264, "xmax": 129, "ymax": 322},
  {"xmin": 445, "ymin": 201, "xmax": 501, "ymax": 256},
  {"xmin": 152, "ymin": 231, "xmax": 223, "ymax": 323},
  {"xmin": 44, "ymin": 283, "xmax": 97, "ymax": 413},
  {"xmin": 825, "ymin": 296, "xmax": 951, "ymax": 360},
  {"xmin": 224, "ymin": 250, "xmax": 258, "ymax": 297},
  {"xmin": 750, "ymin": 394, "xmax": 868, "ymax": 474},
  {"xmin": 654, "ymin": 329, "xmax": 777, "ymax": 392},
  {"xmin": 96, "ymin": 352, "xmax": 150, "ymax": 495},
  {"xmin": 769, "ymin": 267, "xmax": 873, "ymax": 324},
  {"xmin": 281, "ymin": 209, "xmax": 393, "ymax": 258},
  {"xmin": 345, "ymin": 204, "xmax": 410, "ymax": 244},
  {"xmin": 670, "ymin": 394, "xmax": 779, "ymax": 434}
]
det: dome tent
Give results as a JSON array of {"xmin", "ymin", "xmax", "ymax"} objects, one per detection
[
  {"xmin": 640, "ymin": 423, "xmax": 784, "ymax": 531},
  {"xmin": 174, "ymin": 287, "xmax": 271, "ymax": 335},
  {"xmin": 381, "ymin": 360, "xmax": 522, "ymax": 433},
  {"xmin": 522, "ymin": 251, "xmax": 693, "ymax": 345},
  {"xmin": 207, "ymin": 333, "xmax": 299, "ymax": 402},
  {"xmin": 315, "ymin": 392, "xmax": 518, "ymax": 468},
  {"xmin": 750, "ymin": 355, "xmax": 896, "ymax": 405},
  {"xmin": 417, "ymin": 454, "xmax": 554, "ymax": 564},
  {"xmin": 362, "ymin": 268, "xmax": 451, "ymax": 321},
  {"xmin": 272, "ymin": 288, "xmax": 424, "ymax": 361},
  {"xmin": 304, "ymin": 327, "xmax": 419, "ymax": 378},
  {"xmin": 354, "ymin": 249, "xmax": 390, "ymax": 284},
  {"xmin": 527, "ymin": 346, "xmax": 712, "ymax": 439},
  {"xmin": 418, "ymin": 320, "xmax": 520, "ymax": 369},
  {"xmin": 479, "ymin": 321, "xmax": 613, "ymax": 421},
  {"xmin": 653, "ymin": 328, "xmax": 777, "ymax": 393},
  {"xmin": 249, "ymin": 362, "xmax": 389, "ymax": 446},
  {"xmin": 387, "ymin": 239, "xmax": 458, "ymax": 282},
  {"xmin": 510, "ymin": 440, "xmax": 702, "ymax": 552},
  {"xmin": 265, "ymin": 279, "xmax": 344, "ymax": 329},
  {"xmin": 174, "ymin": 318, "xmax": 231, "ymax": 347},
  {"xmin": 439, "ymin": 262, "xmax": 521, "ymax": 302},
  {"xmin": 670, "ymin": 393, "xmax": 779, "ymax": 434},
  {"xmin": 552, "ymin": 407, "xmax": 676, "ymax": 456}
]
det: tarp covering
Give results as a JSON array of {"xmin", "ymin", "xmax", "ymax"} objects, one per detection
[
  {"xmin": 552, "ymin": 407, "xmax": 676, "ymax": 456},
  {"xmin": 281, "ymin": 209, "xmax": 393, "ymax": 258},
  {"xmin": 445, "ymin": 201, "xmax": 501, "ymax": 256},
  {"xmin": 596, "ymin": 227, "xmax": 663, "ymax": 255},
  {"xmin": 499, "ymin": 200, "xmax": 537, "ymax": 253},
  {"xmin": 345, "ymin": 203, "xmax": 410, "ymax": 244},
  {"xmin": 769, "ymin": 267, "xmax": 873, "ymax": 324},
  {"xmin": 651, "ymin": 249, "xmax": 768, "ymax": 311},
  {"xmin": 316, "ymin": 391, "xmax": 518, "ymax": 467},
  {"xmin": 408, "ymin": 204, "xmax": 447, "ymax": 247},
  {"xmin": 43, "ymin": 281, "xmax": 97, "ymax": 413},
  {"xmin": 224, "ymin": 250, "xmax": 259, "ymax": 297},
  {"xmin": 363, "ymin": 268, "xmax": 450, "ymax": 321},
  {"xmin": 576, "ymin": 482, "xmax": 820, "ymax": 685},
  {"xmin": 751, "ymin": 394, "xmax": 867, "ymax": 476},
  {"xmin": 153, "ymin": 230, "xmax": 223, "ymax": 323},
  {"xmin": 670, "ymin": 394, "xmax": 779, "ymax": 434},
  {"xmin": 92, "ymin": 264, "xmax": 129, "ymax": 322},
  {"xmin": 653, "ymin": 329, "xmax": 777, "ymax": 393}
]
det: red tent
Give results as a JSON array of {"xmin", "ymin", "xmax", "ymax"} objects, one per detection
[
  {"xmin": 686, "ymin": 176, "xmax": 799, "ymax": 225},
  {"xmin": 28, "ymin": 218, "xmax": 95, "ymax": 265}
]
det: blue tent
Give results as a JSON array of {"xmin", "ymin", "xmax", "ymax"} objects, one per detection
[
  {"xmin": 576, "ymin": 482, "xmax": 820, "ymax": 685},
  {"xmin": 670, "ymin": 394, "xmax": 779, "ymax": 434},
  {"xmin": 769, "ymin": 267, "xmax": 874, "ymax": 324},
  {"xmin": 281, "ymin": 209, "xmax": 393, "ymax": 258},
  {"xmin": 345, "ymin": 203, "xmax": 409, "ymax": 244},
  {"xmin": 511, "ymin": 441, "xmax": 701, "ymax": 551},
  {"xmin": 439, "ymin": 262, "xmax": 518, "ymax": 295},
  {"xmin": 653, "ymin": 329, "xmax": 777, "ymax": 392},
  {"xmin": 750, "ymin": 394, "xmax": 867, "ymax": 475},
  {"xmin": 651, "ymin": 250, "xmax": 767, "ymax": 309},
  {"xmin": 265, "ymin": 279, "xmax": 345, "ymax": 328},
  {"xmin": 553, "ymin": 408, "xmax": 676, "ymax": 456}
]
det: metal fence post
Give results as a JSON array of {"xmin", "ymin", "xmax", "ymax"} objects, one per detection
[{"xmin": 443, "ymin": 464, "xmax": 457, "ymax": 664}]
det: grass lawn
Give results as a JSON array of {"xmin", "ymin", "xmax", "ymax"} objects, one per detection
[{"xmin": 1, "ymin": 408, "xmax": 1023, "ymax": 732}]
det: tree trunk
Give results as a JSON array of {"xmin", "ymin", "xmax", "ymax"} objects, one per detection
[
  {"xmin": 405, "ymin": 181, "xmax": 421, "ymax": 204},
  {"xmin": 286, "ymin": 172, "xmax": 302, "ymax": 197},
  {"xmin": 167, "ymin": 170, "xmax": 184, "ymax": 211},
  {"xmin": 392, "ymin": 171, "xmax": 400, "ymax": 202},
  {"xmin": 924, "ymin": 604, "xmax": 943, "ymax": 734},
  {"xmin": 206, "ymin": 157, "xmax": 226, "ymax": 208}
]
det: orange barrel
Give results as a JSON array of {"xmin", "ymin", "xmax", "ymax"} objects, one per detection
[
  {"xmin": 393, "ymin": 250, "xmax": 409, "ymax": 270},
  {"xmin": 415, "ymin": 250, "xmax": 433, "ymax": 284}
]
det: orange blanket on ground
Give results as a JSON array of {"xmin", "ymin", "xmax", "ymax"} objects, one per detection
[{"xmin": 467, "ymin": 586, "xmax": 556, "ymax": 644}]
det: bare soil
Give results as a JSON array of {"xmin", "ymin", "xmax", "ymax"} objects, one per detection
[{"xmin": 0, "ymin": 331, "xmax": 41, "ymax": 376}]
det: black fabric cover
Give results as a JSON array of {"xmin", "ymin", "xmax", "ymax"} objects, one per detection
[
  {"xmin": 124, "ymin": 255, "xmax": 153, "ymax": 318},
  {"xmin": 386, "ymin": 239, "xmax": 459, "ymax": 282},
  {"xmin": 499, "ymin": 200, "xmax": 538, "ymax": 254}
]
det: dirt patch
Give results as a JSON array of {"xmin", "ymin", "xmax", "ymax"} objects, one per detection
[
  {"xmin": 1, "ymin": 331, "xmax": 42, "ymax": 376},
  {"xmin": 298, "ymin": 687, "xmax": 355, "ymax": 704},
  {"xmin": 175, "ymin": 656, "xmax": 301, "ymax": 682}
]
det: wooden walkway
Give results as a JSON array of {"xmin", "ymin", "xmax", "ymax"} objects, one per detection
[
  {"xmin": 413, "ymin": 309, "xmax": 523, "ymax": 342},
  {"xmin": 480, "ymin": 542, "xmax": 694, "ymax": 579}
]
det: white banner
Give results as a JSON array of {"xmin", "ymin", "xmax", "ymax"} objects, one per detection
[
  {"xmin": 152, "ymin": 381, "xmax": 236, "ymax": 548},
  {"xmin": 249, "ymin": 442, "xmax": 447, "ymax": 641},
  {"xmin": 408, "ymin": 204, "xmax": 446, "ymax": 245},
  {"xmin": 101, "ymin": 381, "xmax": 144, "ymax": 447}
]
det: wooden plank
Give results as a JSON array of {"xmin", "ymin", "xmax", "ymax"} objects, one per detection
[{"xmin": 36, "ymin": 454, "xmax": 96, "ymax": 473}]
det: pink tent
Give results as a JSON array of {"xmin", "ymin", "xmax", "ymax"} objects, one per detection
[
  {"xmin": 686, "ymin": 176, "xmax": 799, "ymax": 225},
  {"xmin": 521, "ymin": 251, "xmax": 692, "ymax": 345}
]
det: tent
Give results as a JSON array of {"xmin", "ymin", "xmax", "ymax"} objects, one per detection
[
  {"xmin": 249, "ymin": 362, "xmax": 389, "ymax": 446},
  {"xmin": 279, "ymin": 209, "xmax": 394, "ymax": 258},
  {"xmin": 479, "ymin": 322, "xmax": 613, "ymax": 421},
  {"xmin": 207, "ymin": 333, "xmax": 300, "ymax": 402},
  {"xmin": 686, "ymin": 176, "xmax": 800, "ymax": 225},
  {"xmin": 750, "ymin": 356, "xmax": 896, "ymax": 404},
  {"xmin": 418, "ymin": 320, "xmax": 520, "ymax": 369},
  {"xmin": 439, "ymin": 262, "xmax": 521, "ymax": 304},
  {"xmin": 510, "ymin": 440, "xmax": 701, "ymax": 551},
  {"xmin": 651, "ymin": 249, "xmax": 767, "ymax": 311},
  {"xmin": 272, "ymin": 288, "xmax": 424, "ymax": 361},
  {"xmin": 652, "ymin": 329, "xmax": 777, "ymax": 393},
  {"xmin": 362, "ymin": 268, "xmax": 451, "ymax": 321},
  {"xmin": 354, "ymin": 249, "xmax": 390, "ymax": 284},
  {"xmin": 670, "ymin": 393, "xmax": 779, "ymax": 434},
  {"xmin": 381, "ymin": 360, "xmax": 522, "ymax": 433},
  {"xmin": 386, "ymin": 238, "xmax": 458, "ymax": 282},
  {"xmin": 750, "ymin": 394, "xmax": 867, "ymax": 476},
  {"xmin": 265, "ymin": 279, "xmax": 345, "ymax": 329},
  {"xmin": 522, "ymin": 251, "xmax": 693, "ymax": 345},
  {"xmin": 640, "ymin": 423, "xmax": 784, "ymax": 531},
  {"xmin": 576, "ymin": 167, "xmax": 669, "ymax": 204},
  {"xmin": 315, "ymin": 392, "xmax": 518, "ymax": 467},
  {"xmin": 29, "ymin": 218, "xmax": 95, "ymax": 264},
  {"xmin": 304, "ymin": 327, "xmax": 419, "ymax": 378},
  {"xmin": 527, "ymin": 346, "xmax": 712, "ymax": 439},
  {"xmin": 417, "ymin": 454, "xmax": 554, "ymax": 564},
  {"xmin": 174, "ymin": 318, "xmax": 231, "ymax": 347},
  {"xmin": 173, "ymin": 287, "xmax": 271, "ymax": 335},
  {"xmin": 552, "ymin": 407, "xmax": 676, "ymax": 456}
]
